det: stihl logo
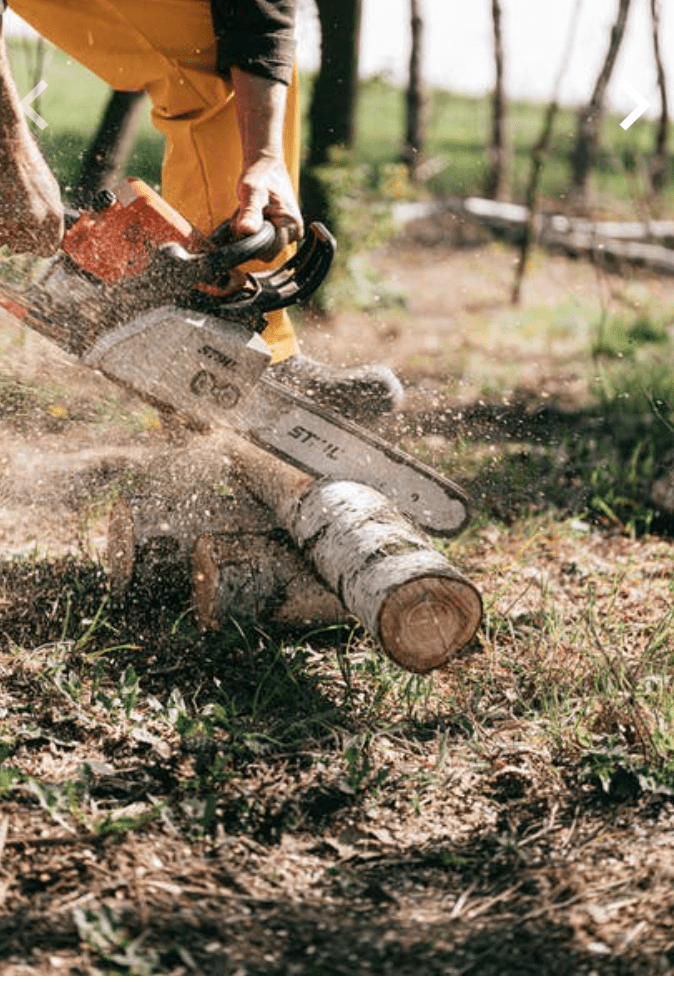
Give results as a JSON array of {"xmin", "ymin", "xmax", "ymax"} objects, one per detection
[
  {"xmin": 199, "ymin": 344, "xmax": 237, "ymax": 370},
  {"xmin": 190, "ymin": 370, "xmax": 240, "ymax": 409},
  {"xmin": 288, "ymin": 424, "xmax": 345, "ymax": 461}
]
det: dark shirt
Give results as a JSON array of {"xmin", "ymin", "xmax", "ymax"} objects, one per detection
[{"xmin": 210, "ymin": 0, "xmax": 297, "ymax": 85}]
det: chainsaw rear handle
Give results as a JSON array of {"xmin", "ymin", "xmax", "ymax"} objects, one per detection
[
  {"xmin": 201, "ymin": 221, "xmax": 336, "ymax": 318},
  {"xmin": 246, "ymin": 221, "xmax": 336, "ymax": 313}
]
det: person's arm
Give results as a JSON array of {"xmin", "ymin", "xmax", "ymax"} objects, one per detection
[
  {"xmin": 0, "ymin": 9, "xmax": 63, "ymax": 255},
  {"xmin": 230, "ymin": 65, "xmax": 303, "ymax": 246},
  {"xmin": 211, "ymin": 1, "xmax": 301, "ymax": 249}
]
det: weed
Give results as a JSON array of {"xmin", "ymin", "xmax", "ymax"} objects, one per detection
[{"xmin": 74, "ymin": 904, "xmax": 160, "ymax": 975}]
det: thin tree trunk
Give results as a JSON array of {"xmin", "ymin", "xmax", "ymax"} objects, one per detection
[
  {"xmin": 75, "ymin": 89, "xmax": 146, "ymax": 208},
  {"xmin": 484, "ymin": 0, "xmax": 507, "ymax": 200},
  {"xmin": 512, "ymin": 0, "xmax": 584, "ymax": 304},
  {"xmin": 308, "ymin": 0, "xmax": 362, "ymax": 167},
  {"xmin": 649, "ymin": 0, "xmax": 669, "ymax": 195},
  {"xmin": 19, "ymin": 35, "xmax": 51, "ymax": 122},
  {"xmin": 402, "ymin": 0, "xmax": 425, "ymax": 178},
  {"xmin": 569, "ymin": 0, "xmax": 633, "ymax": 206}
]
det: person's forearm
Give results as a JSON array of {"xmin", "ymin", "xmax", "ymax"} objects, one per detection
[
  {"xmin": 231, "ymin": 65, "xmax": 287, "ymax": 167},
  {"xmin": 0, "ymin": 19, "xmax": 26, "ymax": 148},
  {"xmin": 0, "ymin": 15, "xmax": 63, "ymax": 255}
]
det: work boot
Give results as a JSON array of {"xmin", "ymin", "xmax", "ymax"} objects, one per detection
[{"xmin": 271, "ymin": 352, "xmax": 404, "ymax": 419}]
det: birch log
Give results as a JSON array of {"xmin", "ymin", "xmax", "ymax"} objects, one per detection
[
  {"xmin": 227, "ymin": 432, "xmax": 482, "ymax": 673},
  {"xmin": 108, "ymin": 486, "xmax": 346, "ymax": 630},
  {"xmin": 192, "ymin": 531, "xmax": 346, "ymax": 631}
]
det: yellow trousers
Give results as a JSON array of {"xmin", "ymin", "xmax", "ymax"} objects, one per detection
[{"xmin": 9, "ymin": 0, "xmax": 300, "ymax": 361}]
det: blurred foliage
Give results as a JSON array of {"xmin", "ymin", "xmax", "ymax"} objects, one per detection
[{"xmin": 301, "ymin": 150, "xmax": 409, "ymax": 312}]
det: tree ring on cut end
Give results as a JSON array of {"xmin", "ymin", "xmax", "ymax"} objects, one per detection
[{"xmin": 378, "ymin": 575, "xmax": 482, "ymax": 674}]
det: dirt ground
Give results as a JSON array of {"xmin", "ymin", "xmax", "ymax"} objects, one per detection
[{"xmin": 2, "ymin": 230, "xmax": 674, "ymax": 974}]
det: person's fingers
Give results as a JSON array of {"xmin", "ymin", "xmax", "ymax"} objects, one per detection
[{"xmin": 234, "ymin": 184, "xmax": 267, "ymax": 236}]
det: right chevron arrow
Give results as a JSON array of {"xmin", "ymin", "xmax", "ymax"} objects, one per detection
[{"xmin": 620, "ymin": 82, "xmax": 650, "ymax": 130}]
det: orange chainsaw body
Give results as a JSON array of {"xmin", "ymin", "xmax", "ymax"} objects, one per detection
[{"xmin": 63, "ymin": 177, "xmax": 206, "ymax": 284}]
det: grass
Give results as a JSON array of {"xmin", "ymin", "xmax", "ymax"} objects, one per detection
[{"xmin": 2, "ymin": 507, "xmax": 674, "ymax": 972}]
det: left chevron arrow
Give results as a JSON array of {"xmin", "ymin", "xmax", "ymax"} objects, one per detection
[{"xmin": 19, "ymin": 80, "xmax": 48, "ymax": 129}]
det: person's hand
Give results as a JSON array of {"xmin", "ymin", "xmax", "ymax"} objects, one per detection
[
  {"xmin": 234, "ymin": 153, "xmax": 304, "ymax": 257},
  {"xmin": 0, "ymin": 134, "xmax": 64, "ymax": 256}
]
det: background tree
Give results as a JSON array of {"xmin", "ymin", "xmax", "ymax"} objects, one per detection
[
  {"xmin": 569, "ymin": 0, "xmax": 633, "ymax": 207},
  {"xmin": 649, "ymin": 0, "xmax": 669, "ymax": 196},
  {"xmin": 307, "ymin": 0, "xmax": 363, "ymax": 168},
  {"xmin": 18, "ymin": 33, "xmax": 51, "ymax": 123},
  {"xmin": 512, "ymin": 0, "xmax": 584, "ymax": 303},
  {"xmin": 402, "ymin": 0, "xmax": 425, "ymax": 179},
  {"xmin": 484, "ymin": 0, "xmax": 508, "ymax": 200},
  {"xmin": 74, "ymin": 90, "xmax": 146, "ymax": 207}
]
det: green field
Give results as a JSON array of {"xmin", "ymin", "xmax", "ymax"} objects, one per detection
[{"xmin": 8, "ymin": 40, "xmax": 673, "ymax": 215}]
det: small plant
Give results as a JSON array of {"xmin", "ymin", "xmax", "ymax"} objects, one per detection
[
  {"xmin": 74, "ymin": 904, "xmax": 160, "ymax": 975},
  {"xmin": 302, "ymin": 150, "xmax": 406, "ymax": 313}
]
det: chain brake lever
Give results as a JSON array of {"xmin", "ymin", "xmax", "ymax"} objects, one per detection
[{"xmin": 216, "ymin": 223, "xmax": 336, "ymax": 316}]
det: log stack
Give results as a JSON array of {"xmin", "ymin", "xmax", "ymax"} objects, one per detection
[
  {"xmin": 395, "ymin": 196, "xmax": 674, "ymax": 277},
  {"xmin": 107, "ymin": 428, "xmax": 483, "ymax": 673}
]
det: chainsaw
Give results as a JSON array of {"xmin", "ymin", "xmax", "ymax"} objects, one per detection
[{"xmin": 0, "ymin": 177, "xmax": 468, "ymax": 536}]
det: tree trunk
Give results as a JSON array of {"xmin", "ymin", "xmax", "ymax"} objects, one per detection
[
  {"xmin": 512, "ymin": 0, "xmax": 584, "ymax": 303},
  {"xmin": 484, "ymin": 0, "xmax": 508, "ymax": 200},
  {"xmin": 569, "ymin": 0, "xmax": 633, "ymax": 206},
  {"xmin": 649, "ymin": 0, "xmax": 669, "ymax": 196},
  {"xmin": 307, "ymin": 0, "xmax": 362, "ymax": 167},
  {"xmin": 74, "ymin": 89, "xmax": 146, "ymax": 208},
  {"xmin": 402, "ymin": 0, "xmax": 425, "ymax": 178}
]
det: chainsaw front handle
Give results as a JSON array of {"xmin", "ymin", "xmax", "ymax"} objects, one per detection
[{"xmin": 204, "ymin": 222, "xmax": 336, "ymax": 317}]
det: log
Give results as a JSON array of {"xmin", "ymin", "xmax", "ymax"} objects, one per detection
[
  {"xmin": 541, "ymin": 230, "xmax": 674, "ymax": 276},
  {"xmin": 108, "ymin": 485, "xmax": 346, "ymax": 631},
  {"xmin": 107, "ymin": 427, "xmax": 482, "ymax": 670},
  {"xmin": 192, "ymin": 532, "xmax": 345, "ymax": 631},
  {"xmin": 462, "ymin": 197, "xmax": 674, "ymax": 246},
  {"xmin": 226, "ymin": 431, "xmax": 482, "ymax": 673},
  {"xmin": 106, "ymin": 432, "xmax": 240, "ymax": 604},
  {"xmin": 394, "ymin": 197, "xmax": 674, "ymax": 276}
]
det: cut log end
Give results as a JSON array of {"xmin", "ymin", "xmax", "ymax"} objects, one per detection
[{"xmin": 378, "ymin": 575, "xmax": 483, "ymax": 674}]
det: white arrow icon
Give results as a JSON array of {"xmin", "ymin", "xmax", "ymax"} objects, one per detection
[
  {"xmin": 620, "ymin": 82, "xmax": 649, "ymax": 130},
  {"xmin": 19, "ymin": 80, "xmax": 48, "ymax": 129}
]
